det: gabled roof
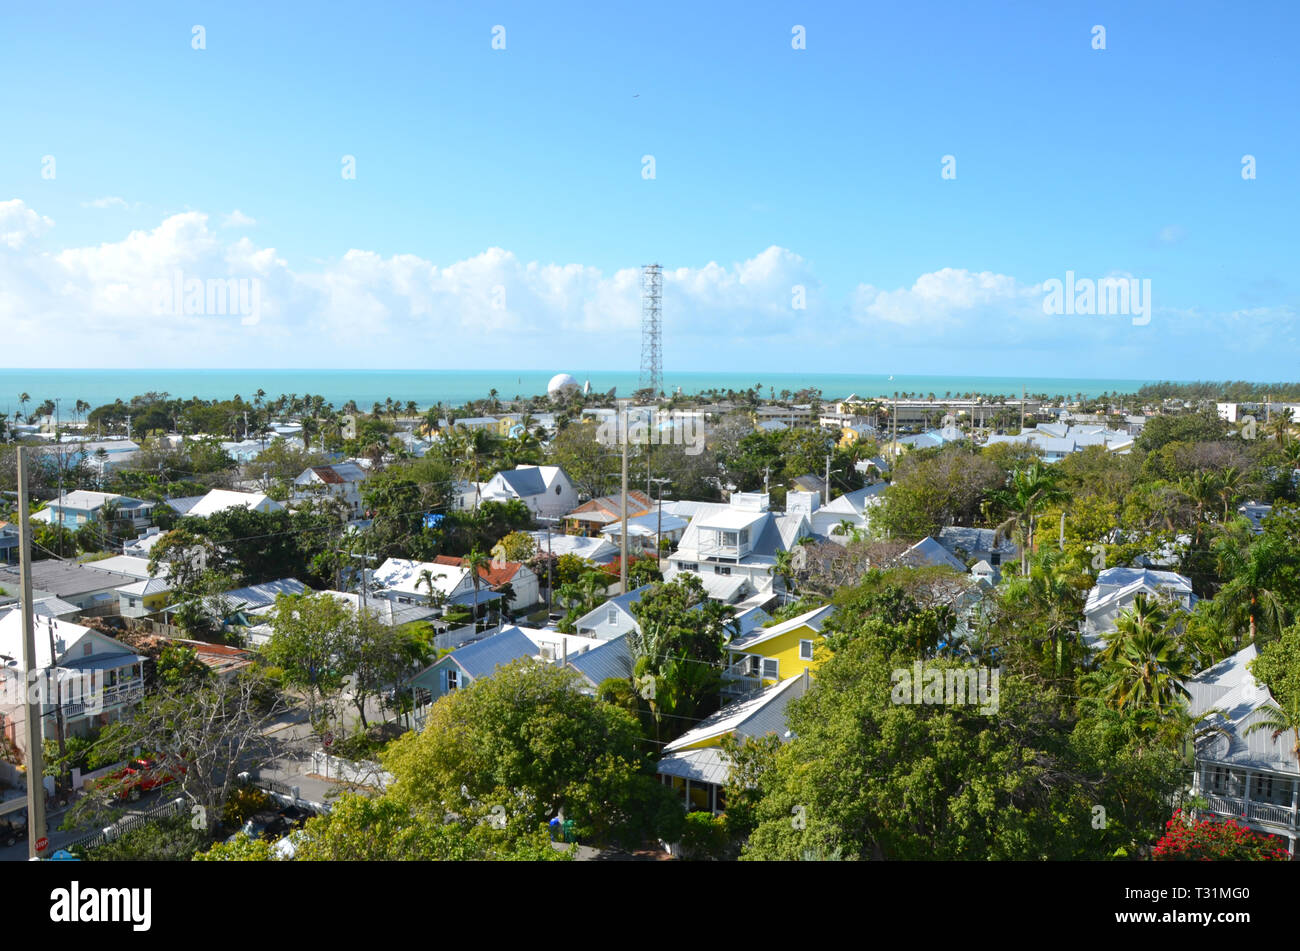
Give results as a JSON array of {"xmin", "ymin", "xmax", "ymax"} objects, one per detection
[
  {"xmin": 899, "ymin": 536, "xmax": 968, "ymax": 572},
  {"xmin": 1186, "ymin": 645, "xmax": 1299, "ymax": 776},
  {"xmin": 221, "ymin": 578, "xmax": 309, "ymax": 612},
  {"xmin": 443, "ymin": 626, "xmax": 539, "ymax": 680},
  {"xmin": 300, "ymin": 462, "xmax": 368, "ymax": 485},
  {"xmin": 433, "ymin": 555, "xmax": 525, "ymax": 587},
  {"xmin": 567, "ymin": 491, "xmax": 652, "ymax": 519},
  {"xmin": 729, "ymin": 605, "xmax": 834, "ymax": 651},
  {"xmin": 373, "ymin": 558, "xmax": 468, "ymax": 597},
  {"xmin": 566, "ymin": 633, "xmax": 634, "ymax": 687},
  {"xmin": 820, "ymin": 483, "xmax": 888, "ymax": 515},
  {"xmin": 663, "ymin": 674, "xmax": 808, "ymax": 753},
  {"xmin": 187, "ymin": 489, "xmax": 282, "ymax": 518},
  {"xmin": 494, "ymin": 467, "xmax": 547, "ymax": 497}
]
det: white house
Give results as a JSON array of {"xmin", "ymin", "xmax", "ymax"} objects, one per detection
[
  {"xmin": 293, "ymin": 462, "xmax": 370, "ymax": 519},
  {"xmin": 478, "ymin": 465, "xmax": 578, "ymax": 519},
  {"xmin": 0, "ymin": 614, "xmax": 146, "ymax": 760},
  {"xmin": 185, "ymin": 489, "xmax": 285, "ymax": 519},
  {"xmin": 1186, "ymin": 645, "xmax": 1299, "ymax": 856},
  {"xmin": 664, "ymin": 492, "xmax": 812, "ymax": 601},
  {"xmin": 795, "ymin": 484, "xmax": 888, "ymax": 540},
  {"xmin": 984, "ymin": 423, "xmax": 1134, "ymax": 461},
  {"xmin": 371, "ymin": 558, "xmax": 502, "ymax": 615},
  {"xmin": 569, "ymin": 584, "xmax": 655, "ymax": 640},
  {"xmin": 1082, "ymin": 567, "xmax": 1197, "ymax": 648}
]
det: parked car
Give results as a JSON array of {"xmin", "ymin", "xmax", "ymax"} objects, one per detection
[{"xmin": 100, "ymin": 758, "xmax": 184, "ymax": 801}]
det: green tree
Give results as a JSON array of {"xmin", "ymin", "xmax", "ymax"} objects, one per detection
[
  {"xmin": 261, "ymin": 591, "xmax": 352, "ymax": 729},
  {"xmin": 989, "ymin": 461, "xmax": 1071, "ymax": 574},
  {"xmin": 381, "ymin": 659, "xmax": 682, "ymax": 847}
]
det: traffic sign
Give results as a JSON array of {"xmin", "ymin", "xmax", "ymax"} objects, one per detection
[{"xmin": 35, "ymin": 836, "xmax": 48, "ymax": 852}]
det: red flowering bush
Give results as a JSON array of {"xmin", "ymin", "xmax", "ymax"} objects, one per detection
[{"xmin": 1153, "ymin": 810, "xmax": 1290, "ymax": 861}]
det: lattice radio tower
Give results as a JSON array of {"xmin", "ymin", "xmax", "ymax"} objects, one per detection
[{"xmin": 639, "ymin": 263, "xmax": 663, "ymax": 396}]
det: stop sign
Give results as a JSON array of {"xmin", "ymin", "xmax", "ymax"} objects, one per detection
[{"xmin": 35, "ymin": 837, "xmax": 48, "ymax": 852}]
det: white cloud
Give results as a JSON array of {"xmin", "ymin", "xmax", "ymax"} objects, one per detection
[
  {"xmin": 82, "ymin": 196, "xmax": 132, "ymax": 211},
  {"xmin": 0, "ymin": 199, "xmax": 54, "ymax": 249},
  {"xmin": 222, "ymin": 209, "xmax": 257, "ymax": 228},
  {"xmin": 1158, "ymin": 224, "xmax": 1186, "ymax": 244},
  {"xmin": 0, "ymin": 201, "xmax": 1290, "ymax": 376}
]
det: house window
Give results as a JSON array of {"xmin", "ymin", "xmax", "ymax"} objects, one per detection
[
  {"xmin": 746, "ymin": 655, "xmax": 761, "ymax": 677},
  {"xmin": 990, "ymin": 552, "xmax": 1001, "ymax": 566},
  {"xmin": 799, "ymin": 639, "xmax": 814, "ymax": 661},
  {"xmin": 762, "ymin": 658, "xmax": 779, "ymax": 680},
  {"xmin": 555, "ymin": 485, "xmax": 562, "ymax": 495},
  {"xmin": 446, "ymin": 669, "xmax": 459, "ymax": 691},
  {"xmin": 682, "ymin": 563, "xmax": 698, "ymax": 572},
  {"xmin": 83, "ymin": 644, "xmax": 92, "ymax": 657},
  {"xmin": 1253, "ymin": 773, "xmax": 1280, "ymax": 803},
  {"xmin": 720, "ymin": 531, "xmax": 738, "ymax": 548},
  {"xmin": 607, "ymin": 607, "xmax": 618, "ymax": 625},
  {"xmin": 714, "ymin": 565, "xmax": 731, "ymax": 575}
]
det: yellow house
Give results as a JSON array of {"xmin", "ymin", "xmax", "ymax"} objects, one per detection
[
  {"xmin": 657, "ymin": 672, "xmax": 810, "ymax": 814},
  {"xmin": 116, "ymin": 578, "xmax": 173, "ymax": 618},
  {"xmin": 722, "ymin": 605, "xmax": 833, "ymax": 700}
]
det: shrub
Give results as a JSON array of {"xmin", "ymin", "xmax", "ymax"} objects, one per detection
[
  {"xmin": 678, "ymin": 811, "xmax": 730, "ymax": 861},
  {"xmin": 1153, "ymin": 810, "xmax": 1291, "ymax": 861},
  {"xmin": 222, "ymin": 784, "xmax": 274, "ymax": 829}
]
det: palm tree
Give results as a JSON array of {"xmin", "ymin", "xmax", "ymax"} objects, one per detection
[
  {"xmin": 1216, "ymin": 466, "xmax": 1248, "ymax": 522},
  {"xmin": 1266, "ymin": 407, "xmax": 1294, "ymax": 446},
  {"xmin": 990, "ymin": 462, "xmax": 1071, "ymax": 574},
  {"xmin": 1210, "ymin": 531, "xmax": 1289, "ymax": 646},
  {"xmin": 1002, "ymin": 548, "xmax": 1090, "ymax": 680},
  {"xmin": 1177, "ymin": 469, "xmax": 1220, "ymax": 547},
  {"xmin": 464, "ymin": 548, "xmax": 492, "ymax": 624},
  {"xmin": 768, "ymin": 549, "xmax": 798, "ymax": 595},
  {"xmin": 416, "ymin": 569, "xmax": 446, "ymax": 610},
  {"xmin": 1099, "ymin": 621, "xmax": 1193, "ymax": 713},
  {"xmin": 1243, "ymin": 696, "xmax": 1300, "ymax": 775}
]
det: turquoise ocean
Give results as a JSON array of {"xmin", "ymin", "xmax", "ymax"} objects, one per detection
[{"xmin": 0, "ymin": 369, "xmax": 1165, "ymax": 415}]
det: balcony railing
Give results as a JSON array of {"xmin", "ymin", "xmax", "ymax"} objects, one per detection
[
  {"xmin": 1203, "ymin": 792, "xmax": 1299, "ymax": 830},
  {"xmin": 102, "ymin": 682, "xmax": 144, "ymax": 707}
]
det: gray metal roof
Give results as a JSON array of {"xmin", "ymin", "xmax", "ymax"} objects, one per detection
[
  {"xmin": 656, "ymin": 747, "xmax": 732, "ymax": 785},
  {"xmin": 448, "ymin": 626, "xmax": 538, "ymax": 680},
  {"xmin": 0, "ymin": 560, "xmax": 137, "ymax": 598},
  {"xmin": 567, "ymin": 633, "xmax": 634, "ymax": 687},
  {"xmin": 496, "ymin": 467, "xmax": 547, "ymax": 497}
]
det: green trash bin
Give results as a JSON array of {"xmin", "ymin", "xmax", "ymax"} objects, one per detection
[{"xmin": 561, "ymin": 820, "xmax": 576, "ymax": 844}]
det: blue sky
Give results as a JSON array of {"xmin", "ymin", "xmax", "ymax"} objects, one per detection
[{"xmin": 1, "ymin": 1, "xmax": 1296, "ymax": 377}]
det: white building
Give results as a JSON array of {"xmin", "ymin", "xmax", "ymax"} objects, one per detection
[
  {"xmin": 1186, "ymin": 645, "xmax": 1298, "ymax": 856},
  {"xmin": 478, "ymin": 465, "xmax": 578, "ymax": 519},
  {"xmin": 664, "ymin": 492, "xmax": 811, "ymax": 602},
  {"xmin": 185, "ymin": 489, "xmax": 284, "ymax": 519},
  {"xmin": 293, "ymin": 462, "xmax": 370, "ymax": 520},
  {"xmin": 0, "ymin": 614, "xmax": 146, "ymax": 759},
  {"xmin": 1082, "ymin": 567, "xmax": 1197, "ymax": 648}
]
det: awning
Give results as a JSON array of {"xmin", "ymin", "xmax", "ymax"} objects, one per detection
[{"xmin": 656, "ymin": 747, "xmax": 731, "ymax": 785}]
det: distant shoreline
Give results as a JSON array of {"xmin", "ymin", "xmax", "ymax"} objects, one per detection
[{"xmin": 0, "ymin": 369, "xmax": 1174, "ymax": 413}]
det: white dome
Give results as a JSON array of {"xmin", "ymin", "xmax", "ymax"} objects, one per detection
[{"xmin": 547, "ymin": 373, "xmax": 579, "ymax": 396}]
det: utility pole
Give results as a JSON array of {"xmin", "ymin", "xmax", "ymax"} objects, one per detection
[
  {"xmin": 763, "ymin": 466, "xmax": 770, "ymax": 495},
  {"xmin": 1020, "ymin": 385, "xmax": 1026, "ymax": 431},
  {"xmin": 45, "ymin": 617, "xmax": 67, "ymax": 795},
  {"xmin": 17, "ymin": 448, "xmax": 47, "ymax": 859},
  {"xmin": 619, "ymin": 401, "xmax": 629, "ymax": 593},
  {"xmin": 824, "ymin": 454, "xmax": 831, "ymax": 506},
  {"xmin": 650, "ymin": 477, "xmax": 671, "ymax": 565}
]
